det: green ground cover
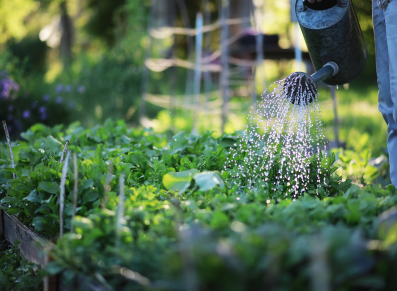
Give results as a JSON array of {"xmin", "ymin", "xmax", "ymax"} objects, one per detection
[
  {"xmin": 0, "ymin": 240, "xmax": 42, "ymax": 291},
  {"xmin": 0, "ymin": 120, "xmax": 396, "ymax": 290}
]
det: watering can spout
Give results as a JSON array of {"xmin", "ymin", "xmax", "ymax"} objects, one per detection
[
  {"xmin": 284, "ymin": 62, "xmax": 339, "ymax": 106},
  {"xmin": 311, "ymin": 61, "xmax": 339, "ymax": 84}
]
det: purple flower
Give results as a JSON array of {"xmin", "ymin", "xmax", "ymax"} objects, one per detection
[
  {"xmin": 65, "ymin": 85, "xmax": 72, "ymax": 92},
  {"xmin": 43, "ymin": 94, "xmax": 50, "ymax": 102},
  {"xmin": 14, "ymin": 120, "xmax": 22, "ymax": 131},
  {"xmin": 32, "ymin": 101, "xmax": 38, "ymax": 108},
  {"xmin": 0, "ymin": 78, "xmax": 12, "ymax": 98},
  {"xmin": 1, "ymin": 71, "xmax": 6, "ymax": 77},
  {"xmin": 77, "ymin": 85, "xmax": 85, "ymax": 94},
  {"xmin": 12, "ymin": 82, "xmax": 19, "ymax": 92},
  {"xmin": 56, "ymin": 84, "xmax": 63, "ymax": 93},
  {"xmin": 23, "ymin": 110, "xmax": 31, "ymax": 119},
  {"xmin": 39, "ymin": 106, "xmax": 46, "ymax": 113},
  {"xmin": 7, "ymin": 114, "xmax": 13, "ymax": 120},
  {"xmin": 8, "ymin": 105, "xmax": 14, "ymax": 111},
  {"xmin": 56, "ymin": 96, "xmax": 63, "ymax": 103},
  {"xmin": 68, "ymin": 101, "xmax": 75, "ymax": 108},
  {"xmin": 40, "ymin": 112, "xmax": 48, "ymax": 120}
]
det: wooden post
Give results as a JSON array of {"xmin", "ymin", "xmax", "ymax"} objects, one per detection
[
  {"xmin": 220, "ymin": 0, "xmax": 230, "ymax": 134},
  {"xmin": 116, "ymin": 174, "xmax": 125, "ymax": 248},
  {"xmin": 101, "ymin": 161, "xmax": 113, "ymax": 209},
  {"xmin": 176, "ymin": 0, "xmax": 195, "ymax": 106},
  {"xmin": 170, "ymin": 0, "xmax": 177, "ymax": 133},
  {"xmin": 203, "ymin": 0, "xmax": 212, "ymax": 110},
  {"xmin": 171, "ymin": 199, "xmax": 198, "ymax": 291},
  {"xmin": 192, "ymin": 13, "xmax": 203, "ymax": 135},
  {"xmin": 2, "ymin": 121, "xmax": 16, "ymax": 179},
  {"xmin": 140, "ymin": 0, "xmax": 156, "ymax": 125},
  {"xmin": 310, "ymin": 237, "xmax": 330, "ymax": 291},
  {"xmin": 254, "ymin": 1, "xmax": 264, "ymax": 104}
]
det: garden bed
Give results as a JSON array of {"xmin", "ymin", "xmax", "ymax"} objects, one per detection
[{"xmin": 1, "ymin": 120, "xmax": 397, "ymax": 290}]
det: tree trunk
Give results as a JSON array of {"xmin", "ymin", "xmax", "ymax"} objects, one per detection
[{"xmin": 60, "ymin": 1, "xmax": 73, "ymax": 67}]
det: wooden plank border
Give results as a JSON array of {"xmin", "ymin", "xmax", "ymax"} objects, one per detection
[
  {"xmin": 2, "ymin": 210, "xmax": 47, "ymax": 266},
  {"xmin": 0, "ymin": 208, "xmax": 106, "ymax": 291}
]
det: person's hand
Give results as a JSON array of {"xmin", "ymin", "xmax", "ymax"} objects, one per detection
[{"xmin": 308, "ymin": 0, "xmax": 323, "ymax": 3}]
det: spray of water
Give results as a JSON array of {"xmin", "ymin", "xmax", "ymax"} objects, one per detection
[{"xmin": 226, "ymin": 75, "xmax": 328, "ymax": 198}]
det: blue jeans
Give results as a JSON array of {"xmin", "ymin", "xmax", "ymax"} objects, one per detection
[{"xmin": 373, "ymin": 0, "xmax": 397, "ymax": 186}]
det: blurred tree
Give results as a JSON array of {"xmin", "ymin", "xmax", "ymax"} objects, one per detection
[
  {"xmin": 60, "ymin": 1, "xmax": 73, "ymax": 66},
  {"xmin": 84, "ymin": 0, "xmax": 127, "ymax": 46},
  {"xmin": 0, "ymin": 0, "xmax": 39, "ymax": 45},
  {"xmin": 7, "ymin": 35, "xmax": 48, "ymax": 73}
]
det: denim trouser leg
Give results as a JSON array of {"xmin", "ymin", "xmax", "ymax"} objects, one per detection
[{"xmin": 373, "ymin": 0, "xmax": 397, "ymax": 186}]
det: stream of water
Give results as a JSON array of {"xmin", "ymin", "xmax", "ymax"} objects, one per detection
[{"xmin": 226, "ymin": 75, "xmax": 328, "ymax": 197}]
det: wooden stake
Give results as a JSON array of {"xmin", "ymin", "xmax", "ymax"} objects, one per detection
[
  {"xmin": 192, "ymin": 12, "xmax": 204, "ymax": 135},
  {"xmin": 171, "ymin": 199, "xmax": 198, "ymax": 291},
  {"xmin": 101, "ymin": 161, "xmax": 113, "ymax": 209},
  {"xmin": 176, "ymin": 0, "xmax": 195, "ymax": 105},
  {"xmin": 2, "ymin": 121, "xmax": 16, "ymax": 179},
  {"xmin": 116, "ymin": 174, "xmax": 125, "ymax": 247},
  {"xmin": 71, "ymin": 152, "xmax": 78, "ymax": 233},
  {"xmin": 59, "ymin": 151, "xmax": 71, "ymax": 238},
  {"xmin": 170, "ymin": 0, "xmax": 177, "ymax": 133},
  {"xmin": 140, "ymin": 0, "xmax": 156, "ymax": 125},
  {"xmin": 203, "ymin": 0, "xmax": 213, "ymax": 110},
  {"xmin": 310, "ymin": 237, "xmax": 330, "ymax": 291},
  {"xmin": 220, "ymin": 0, "xmax": 230, "ymax": 134},
  {"xmin": 60, "ymin": 140, "xmax": 70, "ymax": 163}
]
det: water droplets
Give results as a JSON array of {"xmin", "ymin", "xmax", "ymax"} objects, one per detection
[{"xmin": 226, "ymin": 75, "xmax": 328, "ymax": 198}]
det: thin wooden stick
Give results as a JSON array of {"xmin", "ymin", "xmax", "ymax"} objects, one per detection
[
  {"xmin": 171, "ymin": 199, "xmax": 198, "ymax": 291},
  {"xmin": 101, "ymin": 161, "xmax": 113, "ymax": 209},
  {"xmin": 59, "ymin": 151, "xmax": 71, "ymax": 237},
  {"xmin": 310, "ymin": 237, "xmax": 330, "ymax": 291},
  {"xmin": 116, "ymin": 174, "xmax": 125, "ymax": 248},
  {"xmin": 2, "ymin": 121, "xmax": 16, "ymax": 179},
  {"xmin": 71, "ymin": 152, "xmax": 78, "ymax": 233},
  {"xmin": 60, "ymin": 140, "xmax": 70, "ymax": 163}
]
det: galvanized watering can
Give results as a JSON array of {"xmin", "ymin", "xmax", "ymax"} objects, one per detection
[{"xmin": 286, "ymin": 0, "xmax": 368, "ymax": 104}]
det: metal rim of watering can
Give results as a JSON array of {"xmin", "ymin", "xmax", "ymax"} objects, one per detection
[{"xmin": 324, "ymin": 61, "xmax": 339, "ymax": 77}]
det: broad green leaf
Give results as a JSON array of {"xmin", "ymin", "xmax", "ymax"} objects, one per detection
[
  {"xmin": 44, "ymin": 136, "xmax": 62, "ymax": 155},
  {"xmin": 163, "ymin": 169, "xmax": 199, "ymax": 193},
  {"xmin": 194, "ymin": 171, "xmax": 225, "ymax": 192},
  {"xmin": 1, "ymin": 197, "xmax": 15, "ymax": 203},
  {"xmin": 80, "ymin": 179, "xmax": 94, "ymax": 189},
  {"xmin": 83, "ymin": 191, "xmax": 99, "ymax": 204},
  {"xmin": 23, "ymin": 190, "xmax": 41, "ymax": 203},
  {"xmin": 38, "ymin": 182, "xmax": 60, "ymax": 194}
]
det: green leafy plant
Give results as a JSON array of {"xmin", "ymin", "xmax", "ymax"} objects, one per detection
[{"xmin": 0, "ymin": 240, "xmax": 42, "ymax": 291}]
